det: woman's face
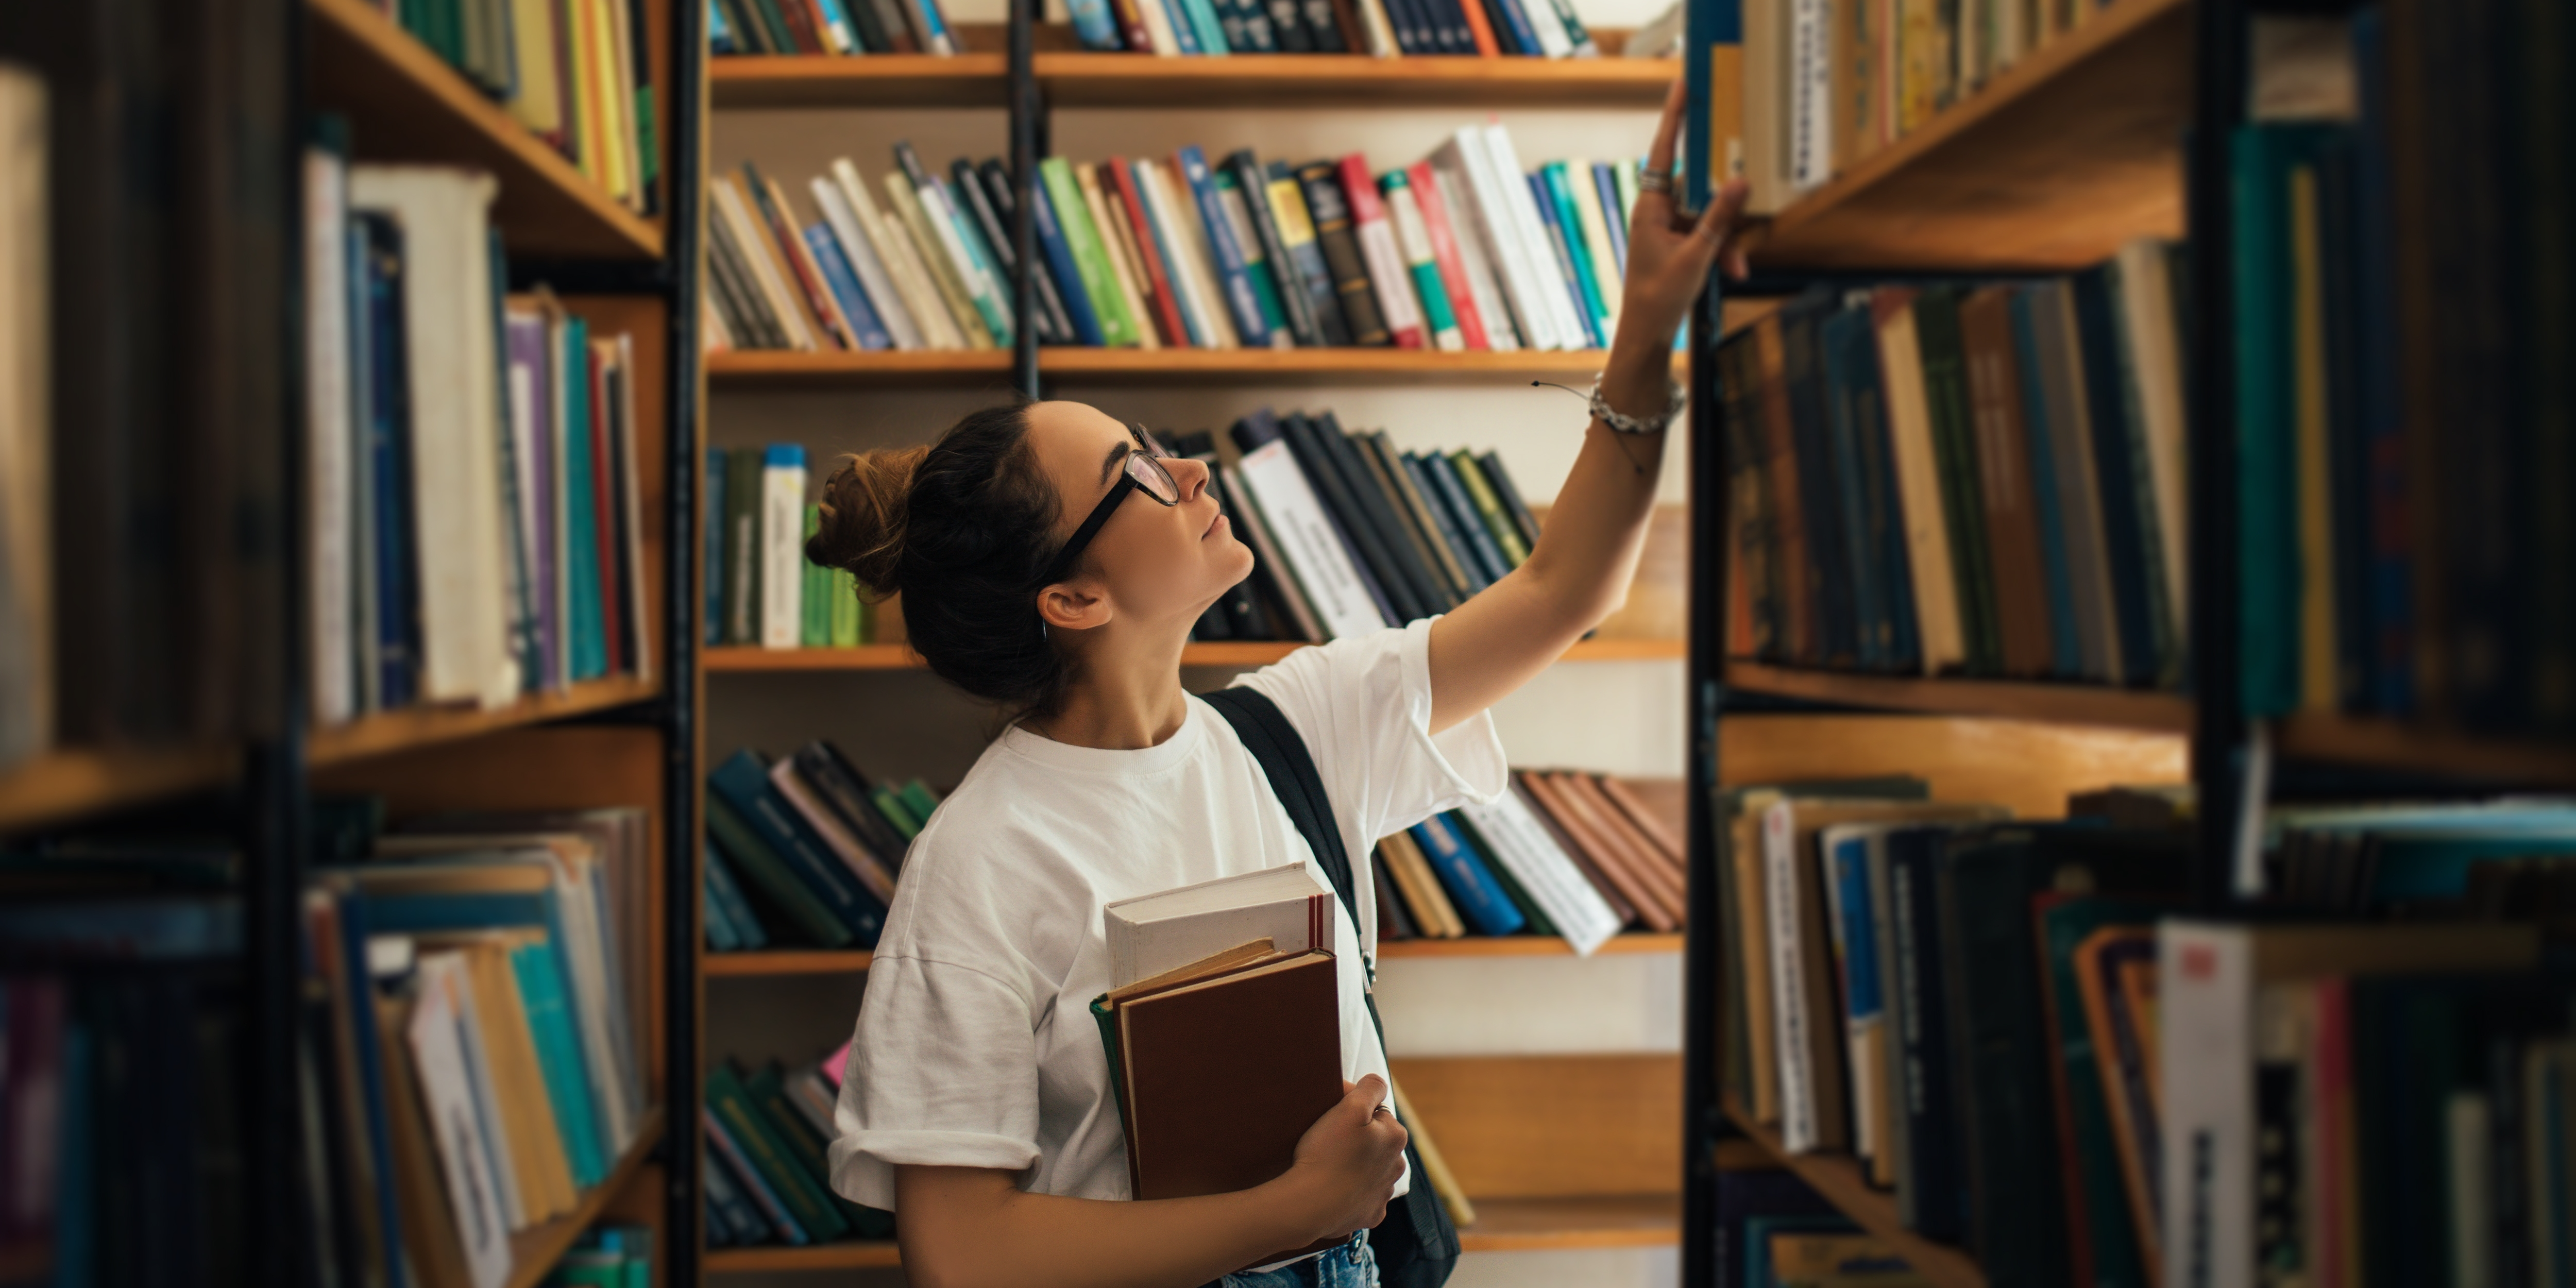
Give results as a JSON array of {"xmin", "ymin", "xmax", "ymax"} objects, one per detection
[{"xmin": 1025, "ymin": 400, "xmax": 1254, "ymax": 631}]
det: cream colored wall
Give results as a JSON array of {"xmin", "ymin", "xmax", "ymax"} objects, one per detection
[{"xmin": 708, "ymin": 10, "xmax": 1690, "ymax": 1281}]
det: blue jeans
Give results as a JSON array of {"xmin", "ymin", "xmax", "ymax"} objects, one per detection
[{"xmin": 1217, "ymin": 1231, "xmax": 1377, "ymax": 1288}]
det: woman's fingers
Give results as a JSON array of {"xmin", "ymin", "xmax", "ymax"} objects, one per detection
[{"xmin": 1642, "ymin": 81, "xmax": 1684, "ymax": 198}]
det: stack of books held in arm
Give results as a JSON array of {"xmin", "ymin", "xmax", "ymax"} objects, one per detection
[
  {"xmin": 303, "ymin": 807, "xmax": 657, "ymax": 1288},
  {"xmin": 1176, "ymin": 412, "xmax": 1544, "ymax": 644},
  {"xmin": 708, "ymin": 0, "xmax": 967, "ymax": 55},
  {"xmin": 700, "ymin": 743, "xmax": 940, "ymax": 952},
  {"xmin": 1373, "ymin": 771, "xmax": 1685, "ymax": 944},
  {"xmin": 1714, "ymin": 241, "xmax": 2188, "ymax": 689},
  {"xmin": 701, "ymin": 131, "xmax": 1645, "ymax": 358},
  {"xmin": 303, "ymin": 137, "xmax": 657, "ymax": 726},
  {"xmin": 1056, "ymin": 0, "xmax": 1606, "ymax": 58},
  {"xmin": 703, "ymin": 1048, "xmax": 894, "ymax": 1248}
]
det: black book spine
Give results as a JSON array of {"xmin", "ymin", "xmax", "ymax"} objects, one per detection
[
  {"xmin": 1294, "ymin": 162, "xmax": 1392, "ymax": 347},
  {"xmin": 1475, "ymin": 449, "xmax": 1543, "ymax": 554},
  {"xmin": 1266, "ymin": 0, "xmax": 1316, "ymax": 50},
  {"xmin": 1203, "ymin": 463, "xmax": 1283, "ymax": 638},
  {"xmin": 1279, "ymin": 415, "xmax": 1428, "ymax": 621},
  {"xmin": 1302, "ymin": 0, "xmax": 1348, "ymax": 50},
  {"xmin": 1265, "ymin": 159, "xmax": 1353, "ymax": 345},
  {"xmin": 1384, "ymin": 438, "xmax": 1488, "ymax": 595},
  {"xmin": 956, "ymin": 158, "xmax": 1075, "ymax": 345},
  {"xmin": 1781, "ymin": 298, "xmax": 1858, "ymax": 667},
  {"xmin": 790, "ymin": 744, "xmax": 910, "ymax": 874},
  {"xmin": 1227, "ymin": 150, "xmax": 1324, "ymax": 346},
  {"xmin": 1316, "ymin": 413, "xmax": 1456, "ymax": 612},
  {"xmin": 843, "ymin": 0, "xmax": 893, "ymax": 50},
  {"xmin": 1359, "ymin": 432, "xmax": 1472, "ymax": 602}
]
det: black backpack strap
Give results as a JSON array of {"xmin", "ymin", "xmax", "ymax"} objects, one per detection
[{"xmin": 1198, "ymin": 687, "xmax": 1362, "ymax": 963}]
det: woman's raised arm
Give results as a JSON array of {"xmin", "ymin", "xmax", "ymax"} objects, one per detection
[{"xmin": 1426, "ymin": 84, "xmax": 1751, "ymax": 733}]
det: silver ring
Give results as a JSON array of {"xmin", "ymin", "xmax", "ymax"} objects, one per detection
[
  {"xmin": 1372, "ymin": 1103, "xmax": 1393, "ymax": 1117},
  {"xmin": 1637, "ymin": 170, "xmax": 1674, "ymax": 195}
]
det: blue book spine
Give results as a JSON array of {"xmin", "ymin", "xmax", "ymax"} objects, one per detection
[
  {"xmin": 705, "ymin": 1108, "xmax": 809, "ymax": 1244},
  {"xmin": 1526, "ymin": 173, "xmax": 1601, "ymax": 348},
  {"xmin": 708, "ymin": 750, "xmax": 886, "ymax": 946},
  {"xmin": 704, "ymin": 449, "xmax": 726, "ymax": 646},
  {"xmin": 562, "ymin": 318, "xmax": 608, "ymax": 681},
  {"xmin": 1486, "ymin": 0, "xmax": 1546, "ymax": 58},
  {"xmin": 1396, "ymin": 451, "xmax": 1489, "ymax": 592},
  {"xmin": 1179, "ymin": 0, "xmax": 1231, "ymax": 55},
  {"xmin": 2007, "ymin": 287, "xmax": 2080, "ymax": 679},
  {"xmin": 329, "ymin": 892, "xmax": 413, "ymax": 1288},
  {"xmin": 1178, "ymin": 146, "xmax": 1272, "ymax": 347},
  {"xmin": 1410, "ymin": 813, "xmax": 1527, "ymax": 936},
  {"xmin": 1593, "ymin": 161, "xmax": 1629, "ymax": 275},
  {"xmin": 801, "ymin": 223, "xmax": 891, "ymax": 350},
  {"xmin": 53, "ymin": 1026, "xmax": 94, "ymax": 1286},
  {"xmin": 510, "ymin": 941, "xmax": 609, "ymax": 1187},
  {"xmin": 1162, "ymin": 0, "xmax": 1204, "ymax": 52},
  {"xmin": 1065, "ymin": 0, "xmax": 1123, "ymax": 46},
  {"xmin": 702, "ymin": 868, "xmax": 743, "ymax": 951},
  {"xmin": 1420, "ymin": 451, "xmax": 1514, "ymax": 582},
  {"xmin": 709, "ymin": 0, "xmax": 736, "ymax": 53},
  {"xmin": 1027, "ymin": 176, "xmax": 1106, "ymax": 346},
  {"xmin": 814, "ymin": 0, "xmax": 862, "ymax": 50},
  {"xmin": 704, "ymin": 841, "xmax": 771, "ymax": 950},
  {"xmin": 701, "ymin": 1153, "xmax": 769, "ymax": 1245},
  {"xmin": 1682, "ymin": 0, "xmax": 1740, "ymax": 206},
  {"xmin": 358, "ymin": 214, "xmax": 419, "ymax": 709},
  {"xmin": 1828, "ymin": 837, "xmax": 1879, "ymax": 1025}
]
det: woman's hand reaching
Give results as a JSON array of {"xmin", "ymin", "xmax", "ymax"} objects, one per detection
[{"xmin": 1611, "ymin": 81, "xmax": 1753, "ymax": 361}]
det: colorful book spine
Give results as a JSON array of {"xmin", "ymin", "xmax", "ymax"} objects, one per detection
[
  {"xmin": 1040, "ymin": 157, "xmax": 1141, "ymax": 347},
  {"xmin": 1409, "ymin": 811, "xmax": 1527, "ymax": 937}
]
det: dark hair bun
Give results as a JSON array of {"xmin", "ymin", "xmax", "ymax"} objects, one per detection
[{"xmin": 808, "ymin": 445, "xmax": 929, "ymax": 600}]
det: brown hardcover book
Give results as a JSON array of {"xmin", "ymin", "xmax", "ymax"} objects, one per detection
[
  {"xmin": 1754, "ymin": 316, "xmax": 1818, "ymax": 662},
  {"xmin": 1518, "ymin": 771, "xmax": 1676, "ymax": 931},
  {"xmin": 1565, "ymin": 772, "xmax": 1685, "ymax": 891},
  {"xmin": 1508, "ymin": 774, "xmax": 1640, "ymax": 929},
  {"xmin": 1380, "ymin": 831, "xmax": 1465, "ymax": 938},
  {"xmin": 1550, "ymin": 771, "xmax": 1686, "ymax": 917},
  {"xmin": 1598, "ymin": 776, "xmax": 1687, "ymax": 869},
  {"xmin": 1957, "ymin": 286, "xmax": 2056, "ymax": 677},
  {"xmin": 1112, "ymin": 950, "xmax": 1346, "ymax": 1266},
  {"xmin": 1729, "ymin": 794, "xmax": 1782, "ymax": 1121},
  {"xmin": 1294, "ymin": 161, "xmax": 1391, "ymax": 347}
]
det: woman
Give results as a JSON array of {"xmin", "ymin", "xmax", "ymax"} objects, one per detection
[{"xmin": 813, "ymin": 86, "xmax": 1750, "ymax": 1288}]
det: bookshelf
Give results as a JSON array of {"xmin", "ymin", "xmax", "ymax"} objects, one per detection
[
  {"xmin": 704, "ymin": 346, "xmax": 1642, "ymax": 386},
  {"xmin": 0, "ymin": 745, "xmax": 245, "ymax": 836},
  {"xmin": 699, "ymin": 933, "xmax": 1685, "ymax": 978},
  {"xmin": 702, "ymin": 636, "xmax": 1684, "ymax": 671},
  {"xmin": 1717, "ymin": 1105, "xmax": 1985, "ymax": 1288},
  {"xmin": 1722, "ymin": 660, "xmax": 2196, "ymax": 734}
]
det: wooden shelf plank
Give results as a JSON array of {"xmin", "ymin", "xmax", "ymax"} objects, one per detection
[
  {"xmin": 704, "ymin": 949, "xmax": 876, "ymax": 976},
  {"xmin": 1456, "ymin": 1194, "xmax": 1680, "ymax": 1251},
  {"xmin": 507, "ymin": 1107, "xmax": 666, "ymax": 1288},
  {"xmin": 0, "ymin": 744, "xmax": 243, "ymax": 836},
  {"xmin": 1377, "ymin": 932, "xmax": 1683, "ymax": 959},
  {"xmin": 1725, "ymin": 660, "xmax": 2195, "ymax": 733},
  {"xmin": 711, "ymin": 26, "xmax": 1012, "ymax": 107},
  {"xmin": 1041, "ymin": 32, "xmax": 1671, "ymax": 109},
  {"xmin": 308, "ymin": 0, "xmax": 663, "ymax": 260},
  {"xmin": 703, "ymin": 347, "xmax": 1648, "ymax": 387},
  {"xmin": 1722, "ymin": 1103, "xmax": 1985, "ymax": 1288},
  {"xmin": 2273, "ymin": 714, "xmax": 2576, "ymax": 785},
  {"xmin": 1750, "ymin": 0, "xmax": 2190, "ymax": 271},
  {"xmin": 307, "ymin": 674, "xmax": 660, "ymax": 769},
  {"xmin": 705, "ymin": 638, "xmax": 1683, "ymax": 673},
  {"xmin": 704, "ymin": 1240, "xmax": 903, "ymax": 1271}
]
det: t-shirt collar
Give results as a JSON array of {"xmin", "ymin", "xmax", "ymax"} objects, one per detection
[{"xmin": 994, "ymin": 694, "xmax": 1210, "ymax": 777}]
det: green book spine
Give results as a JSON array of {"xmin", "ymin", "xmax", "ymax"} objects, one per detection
[
  {"xmin": 706, "ymin": 793, "xmax": 855, "ymax": 947},
  {"xmin": 723, "ymin": 446, "xmax": 764, "ymax": 646},
  {"xmin": 1217, "ymin": 169, "xmax": 1293, "ymax": 338},
  {"xmin": 1448, "ymin": 450, "xmax": 1529, "ymax": 566},
  {"xmin": 2231, "ymin": 125, "xmax": 2327, "ymax": 719},
  {"xmin": 1041, "ymin": 158, "xmax": 1140, "ymax": 347},
  {"xmin": 743, "ymin": 1064, "xmax": 835, "ymax": 1189},
  {"xmin": 707, "ymin": 1063, "xmax": 851, "ymax": 1240},
  {"xmin": 1446, "ymin": 811, "xmax": 1556, "ymax": 937},
  {"xmin": 896, "ymin": 780, "xmax": 941, "ymax": 826},
  {"xmin": 871, "ymin": 786, "xmax": 921, "ymax": 840},
  {"xmin": 1091, "ymin": 995, "xmax": 1131, "ymax": 1137},
  {"xmin": 800, "ymin": 505, "xmax": 828, "ymax": 647},
  {"xmin": 829, "ymin": 568, "xmax": 861, "ymax": 647}
]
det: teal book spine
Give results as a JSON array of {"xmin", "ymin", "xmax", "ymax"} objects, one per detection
[
  {"xmin": 511, "ymin": 940, "xmax": 610, "ymax": 1188},
  {"xmin": 708, "ymin": 1064, "xmax": 851, "ymax": 1240},
  {"xmin": 562, "ymin": 318, "xmax": 608, "ymax": 680}
]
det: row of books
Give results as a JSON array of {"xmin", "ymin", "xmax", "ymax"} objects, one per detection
[
  {"xmin": 388, "ymin": 0, "xmax": 660, "ymax": 214},
  {"xmin": 703, "ymin": 129, "xmax": 1642, "ymax": 358},
  {"xmin": 0, "ymin": 17, "xmax": 295, "ymax": 764},
  {"xmin": 302, "ymin": 809, "xmax": 656, "ymax": 1288},
  {"xmin": 701, "ymin": 1048, "xmax": 892, "ymax": 1247},
  {"xmin": 539, "ymin": 1225, "xmax": 655, "ymax": 1288},
  {"xmin": 1722, "ymin": 0, "xmax": 2126, "ymax": 213},
  {"xmin": 1058, "ymin": 0, "xmax": 1605, "ymax": 58},
  {"xmin": 703, "ymin": 447, "xmax": 871, "ymax": 651},
  {"xmin": 1713, "ymin": 1168, "xmax": 1930, "ymax": 1288},
  {"xmin": 2227, "ymin": 0, "xmax": 2571, "ymax": 733},
  {"xmin": 1182, "ymin": 412, "xmax": 1544, "ymax": 643},
  {"xmin": 700, "ymin": 744, "xmax": 940, "ymax": 952},
  {"xmin": 706, "ymin": 0, "xmax": 966, "ymax": 55},
  {"xmin": 1371, "ymin": 771, "xmax": 1687, "ymax": 942},
  {"xmin": 304, "ymin": 144, "xmax": 657, "ymax": 725},
  {"xmin": 1713, "ymin": 241, "xmax": 2189, "ymax": 687}
]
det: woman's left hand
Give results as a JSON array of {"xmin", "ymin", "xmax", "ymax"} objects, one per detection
[{"xmin": 1612, "ymin": 80, "xmax": 1753, "ymax": 358}]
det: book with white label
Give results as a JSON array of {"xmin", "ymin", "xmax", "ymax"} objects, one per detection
[{"xmin": 1104, "ymin": 862, "xmax": 1334, "ymax": 990}]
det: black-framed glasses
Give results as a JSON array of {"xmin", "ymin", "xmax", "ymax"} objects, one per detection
[{"xmin": 1039, "ymin": 422, "xmax": 1183, "ymax": 586}]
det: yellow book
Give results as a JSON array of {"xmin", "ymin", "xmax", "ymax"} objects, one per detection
[
  {"xmin": 583, "ymin": 0, "xmax": 633, "ymax": 203},
  {"xmin": 558, "ymin": 0, "xmax": 601, "ymax": 184},
  {"xmin": 2289, "ymin": 166, "xmax": 2338, "ymax": 713},
  {"xmin": 503, "ymin": 0, "xmax": 564, "ymax": 141}
]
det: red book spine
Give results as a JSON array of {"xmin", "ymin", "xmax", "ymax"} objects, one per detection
[
  {"xmin": 1404, "ymin": 160, "xmax": 1490, "ymax": 350},
  {"xmin": 1108, "ymin": 0, "xmax": 1155, "ymax": 52},
  {"xmin": 1107, "ymin": 160, "xmax": 1191, "ymax": 349},
  {"xmin": 774, "ymin": 0, "xmax": 828, "ymax": 52},
  {"xmin": 587, "ymin": 349, "xmax": 624, "ymax": 674},
  {"xmin": 1337, "ymin": 155, "xmax": 1422, "ymax": 350}
]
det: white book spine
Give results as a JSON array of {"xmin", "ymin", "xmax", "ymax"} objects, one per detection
[
  {"xmin": 914, "ymin": 174, "xmax": 1014, "ymax": 346},
  {"xmin": 1483, "ymin": 126, "xmax": 1591, "ymax": 351},
  {"xmin": 1143, "ymin": 160, "xmax": 1238, "ymax": 350},
  {"xmin": 504, "ymin": 329, "xmax": 546, "ymax": 688},
  {"xmin": 712, "ymin": 181, "xmax": 818, "ymax": 351},
  {"xmin": 1526, "ymin": 0, "xmax": 1575, "ymax": 56},
  {"xmin": 1106, "ymin": 891, "xmax": 1325, "ymax": 990},
  {"xmin": 1564, "ymin": 158, "xmax": 1625, "ymax": 326},
  {"xmin": 1233, "ymin": 439, "xmax": 1386, "ymax": 640},
  {"xmin": 552, "ymin": 857, "xmax": 638, "ymax": 1152},
  {"xmin": 1353, "ymin": 197, "xmax": 1425, "ymax": 346},
  {"xmin": 2159, "ymin": 921, "xmax": 2254, "ymax": 1288},
  {"xmin": 760, "ymin": 445, "xmax": 807, "ymax": 649},
  {"xmin": 1428, "ymin": 164, "xmax": 1521, "ymax": 352},
  {"xmin": 814, "ymin": 174, "xmax": 922, "ymax": 350},
  {"xmin": 408, "ymin": 955, "xmax": 516, "ymax": 1288},
  {"xmin": 1763, "ymin": 800, "xmax": 1818, "ymax": 1151},
  {"xmin": 1442, "ymin": 138, "xmax": 1559, "ymax": 352},
  {"xmin": 304, "ymin": 146, "xmax": 354, "ymax": 726},
  {"xmin": 1455, "ymin": 794, "xmax": 1622, "ymax": 955},
  {"xmin": 1790, "ymin": 0, "xmax": 1834, "ymax": 192},
  {"xmin": 835, "ymin": 161, "xmax": 962, "ymax": 351},
  {"xmin": 349, "ymin": 168, "xmax": 517, "ymax": 708}
]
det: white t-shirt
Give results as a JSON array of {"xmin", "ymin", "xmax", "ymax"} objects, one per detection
[{"xmin": 826, "ymin": 617, "xmax": 1507, "ymax": 1211}]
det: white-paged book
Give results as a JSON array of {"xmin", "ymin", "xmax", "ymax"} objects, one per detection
[
  {"xmin": 1481, "ymin": 125, "xmax": 1591, "ymax": 353},
  {"xmin": 1231, "ymin": 438, "xmax": 1387, "ymax": 641},
  {"xmin": 1453, "ymin": 793, "xmax": 1621, "ymax": 955},
  {"xmin": 408, "ymin": 952, "xmax": 515, "ymax": 1288},
  {"xmin": 1105, "ymin": 862, "xmax": 1335, "ymax": 990},
  {"xmin": 1433, "ymin": 132, "xmax": 1560, "ymax": 351},
  {"xmin": 812, "ymin": 174, "xmax": 923, "ymax": 350}
]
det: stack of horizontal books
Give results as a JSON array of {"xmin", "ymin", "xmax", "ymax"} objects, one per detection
[{"xmin": 703, "ymin": 130, "xmax": 1641, "ymax": 358}]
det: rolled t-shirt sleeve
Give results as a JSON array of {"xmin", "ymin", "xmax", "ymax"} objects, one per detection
[
  {"xmin": 1239, "ymin": 616, "xmax": 1509, "ymax": 853},
  {"xmin": 828, "ymin": 954, "xmax": 1044, "ymax": 1210}
]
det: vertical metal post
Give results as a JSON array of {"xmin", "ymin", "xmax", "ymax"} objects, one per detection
[
  {"xmin": 1680, "ymin": 269, "xmax": 1731, "ymax": 1288},
  {"xmin": 1009, "ymin": 0, "xmax": 1041, "ymax": 398},
  {"xmin": 663, "ymin": 0, "xmax": 707, "ymax": 1281},
  {"xmin": 2187, "ymin": 0, "xmax": 2247, "ymax": 909}
]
